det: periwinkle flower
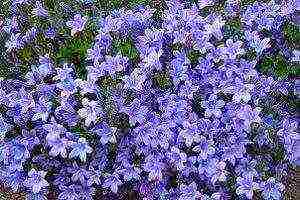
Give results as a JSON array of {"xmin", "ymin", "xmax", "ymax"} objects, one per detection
[
  {"xmin": 48, "ymin": 137, "xmax": 72, "ymax": 158},
  {"xmin": 24, "ymin": 169, "xmax": 49, "ymax": 194},
  {"xmin": 0, "ymin": 115, "xmax": 11, "ymax": 142},
  {"xmin": 32, "ymin": 1, "xmax": 49, "ymax": 17},
  {"xmin": 5, "ymin": 33, "xmax": 23, "ymax": 52},
  {"xmin": 192, "ymin": 136, "xmax": 215, "ymax": 159},
  {"xmin": 204, "ymin": 14, "xmax": 225, "ymax": 40},
  {"xmin": 260, "ymin": 177, "xmax": 285, "ymax": 200},
  {"xmin": 201, "ymin": 94, "xmax": 225, "ymax": 118},
  {"xmin": 32, "ymin": 96, "xmax": 52, "ymax": 122},
  {"xmin": 103, "ymin": 172, "xmax": 122, "ymax": 193},
  {"xmin": 123, "ymin": 68, "xmax": 147, "ymax": 91},
  {"xmin": 69, "ymin": 138, "xmax": 93, "ymax": 162},
  {"xmin": 170, "ymin": 50, "xmax": 190, "ymax": 86},
  {"xmin": 244, "ymin": 31, "xmax": 271, "ymax": 55},
  {"xmin": 66, "ymin": 14, "xmax": 88, "ymax": 36},
  {"xmin": 222, "ymin": 39, "xmax": 245, "ymax": 60},
  {"xmin": 78, "ymin": 98, "xmax": 103, "ymax": 127},
  {"xmin": 6, "ymin": 87, "xmax": 35, "ymax": 114},
  {"xmin": 142, "ymin": 48, "xmax": 163, "ymax": 71},
  {"xmin": 91, "ymin": 122, "xmax": 117, "ymax": 145},
  {"xmin": 167, "ymin": 146, "xmax": 187, "ymax": 171},
  {"xmin": 43, "ymin": 118, "xmax": 68, "ymax": 142},
  {"xmin": 236, "ymin": 173, "xmax": 260, "ymax": 199},
  {"xmin": 179, "ymin": 182, "xmax": 201, "ymax": 200},
  {"xmin": 143, "ymin": 154, "xmax": 165, "ymax": 181},
  {"xmin": 38, "ymin": 54, "xmax": 53, "ymax": 77},
  {"xmin": 120, "ymin": 98, "xmax": 149, "ymax": 126},
  {"xmin": 58, "ymin": 184, "xmax": 80, "ymax": 200},
  {"xmin": 198, "ymin": 0, "xmax": 214, "ymax": 9},
  {"xmin": 179, "ymin": 120, "xmax": 201, "ymax": 147},
  {"xmin": 237, "ymin": 105, "xmax": 261, "ymax": 129}
]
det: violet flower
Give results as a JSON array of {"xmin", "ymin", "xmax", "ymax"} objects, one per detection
[
  {"xmin": 66, "ymin": 14, "xmax": 88, "ymax": 36},
  {"xmin": 69, "ymin": 138, "xmax": 93, "ymax": 162},
  {"xmin": 24, "ymin": 169, "xmax": 49, "ymax": 194}
]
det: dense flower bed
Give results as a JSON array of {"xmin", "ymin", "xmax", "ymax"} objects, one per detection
[{"xmin": 0, "ymin": 0, "xmax": 299, "ymax": 199}]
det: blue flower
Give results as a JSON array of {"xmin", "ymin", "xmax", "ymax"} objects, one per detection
[
  {"xmin": 48, "ymin": 137, "xmax": 72, "ymax": 158},
  {"xmin": 78, "ymin": 98, "xmax": 103, "ymax": 127},
  {"xmin": 201, "ymin": 94, "xmax": 225, "ymax": 118},
  {"xmin": 66, "ymin": 14, "xmax": 88, "ymax": 36},
  {"xmin": 69, "ymin": 138, "xmax": 93, "ymax": 162},
  {"xmin": 103, "ymin": 172, "xmax": 122, "ymax": 193},
  {"xmin": 179, "ymin": 182, "xmax": 200, "ymax": 200},
  {"xmin": 91, "ymin": 122, "xmax": 117, "ymax": 145},
  {"xmin": 120, "ymin": 98, "xmax": 149, "ymax": 126},
  {"xmin": 58, "ymin": 184, "xmax": 80, "ymax": 200},
  {"xmin": 123, "ymin": 68, "xmax": 147, "ymax": 91},
  {"xmin": 143, "ymin": 154, "xmax": 165, "ymax": 181},
  {"xmin": 260, "ymin": 177, "xmax": 285, "ymax": 200},
  {"xmin": 170, "ymin": 51, "xmax": 190, "ymax": 87},
  {"xmin": 0, "ymin": 115, "xmax": 11, "ymax": 142},
  {"xmin": 236, "ymin": 173, "xmax": 260, "ymax": 199},
  {"xmin": 222, "ymin": 39, "xmax": 245, "ymax": 60},
  {"xmin": 179, "ymin": 120, "xmax": 201, "ymax": 147},
  {"xmin": 24, "ymin": 169, "xmax": 49, "ymax": 194},
  {"xmin": 32, "ymin": 96, "xmax": 52, "ymax": 122},
  {"xmin": 38, "ymin": 54, "xmax": 53, "ymax": 77},
  {"xmin": 32, "ymin": 1, "xmax": 49, "ymax": 17},
  {"xmin": 192, "ymin": 136, "xmax": 215, "ymax": 160}
]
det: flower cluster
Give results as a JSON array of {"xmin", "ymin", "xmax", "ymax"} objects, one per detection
[{"xmin": 0, "ymin": 0, "xmax": 298, "ymax": 199}]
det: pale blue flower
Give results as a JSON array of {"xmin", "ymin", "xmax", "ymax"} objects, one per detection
[
  {"xmin": 32, "ymin": 1, "xmax": 49, "ymax": 17},
  {"xmin": 179, "ymin": 182, "xmax": 200, "ymax": 200},
  {"xmin": 69, "ymin": 138, "xmax": 93, "ymax": 162},
  {"xmin": 24, "ymin": 169, "xmax": 49, "ymax": 194},
  {"xmin": 260, "ymin": 177, "xmax": 285, "ymax": 200},
  {"xmin": 66, "ymin": 14, "xmax": 88, "ymax": 36},
  {"xmin": 78, "ymin": 98, "xmax": 103, "ymax": 127},
  {"xmin": 236, "ymin": 173, "xmax": 260, "ymax": 199},
  {"xmin": 103, "ymin": 172, "xmax": 122, "ymax": 193}
]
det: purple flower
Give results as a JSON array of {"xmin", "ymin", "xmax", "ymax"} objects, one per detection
[
  {"xmin": 48, "ymin": 137, "xmax": 72, "ymax": 158},
  {"xmin": 260, "ymin": 177, "xmax": 285, "ymax": 200},
  {"xmin": 142, "ymin": 48, "xmax": 163, "ymax": 71},
  {"xmin": 204, "ymin": 14, "xmax": 225, "ymax": 40},
  {"xmin": 38, "ymin": 54, "xmax": 53, "ymax": 77},
  {"xmin": 69, "ymin": 163, "xmax": 91, "ymax": 184},
  {"xmin": 244, "ymin": 31, "xmax": 271, "ymax": 55},
  {"xmin": 120, "ymin": 98, "xmax": 149, "ymax": 126},
  {"xmin": 192, "ymin": 136, "xmax": 215, "ymax": 159},
  {"xmin": 32, "ymin": 96, "xmax": 52, "ymax": 122},
  {"xmin": 0, "ymin": 115, "xmax": 11, "ymax": 142},
  {"xmin": 201, "ymin": 94, "xmax": 225, "ymax": 118},
  {"xmin": 5, "ymin": 33, "xmax": 23, "ymax": 51},
  {"xmin": 91, "ymin": 122, "xmax": 117, "ymax": 145},
  {"xmin": 24, "ymin": 169, "xmax": 49, "ymax": 194},
  {"xmin": 170, "ymin": 51, "xmax": 190, "ymax": 86},
  {"xmin": 7, "ymin": 87, "xmax": 35, "ymax": 114},
  {"xmin": 43, "ymin": 118, "xmax": 68, "ymax": 142},
  {"xmin": 179, "ymin": 182, "xmax": 200, "ymax": 200},
  {"xmin": 167, "ymin": 146, "xmax": 187, "ymax": 171},
  {"xmin": 58, "ymin": 185, "xmax": 80, "ymax": 200},
  {"xmin": 123, "ymin": 68, "xmax": 147, "ymax": 91},
  {"xmin": 44, "ymin": 27, "xmax": 56, "ymax": 39},
  {"xmin": 198, "ymin": 0, "xmax": 214, "ymax": 9},
  {"xmin": 32, "ymin": 1, "xmax": 49, "ymax": 17},
  {"xmin": 75, "ymin": 78, "xmax": 97, "ymax": 95},
  {"xmin": 78, "ymin": 98, "xmax": 103, "ymax": 127},
  {"xmin": 222, "ymin": 39, "xmax": 245, "ymax": 60},
  {"xmin": 66, "ymin": 14, "xmax": 88, "ymax": 36},
  {"xmin": 179, "ymin": 120, "xmax": 201, "ymax": 147},
  {"xmin": 237, "ymin": 105, "xmax": 261, "ymax": 129},
  {"xmin": 103, "ymin": 172, "xmax": 122, "ymax": 193},
  {"xmin": 143, "ymin": 154, "xmax": 165, "ymax": 181},
  {"xmin": 236, "ymin": 173, "xmax": 260, "ymax": 199},
  {"xmin": 102, "ymin": 54, "xmax": 128, "ymax": 76},
  {"xmin": 69, "ymin": 138, "xmax": 93, "ymax": 162}
]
